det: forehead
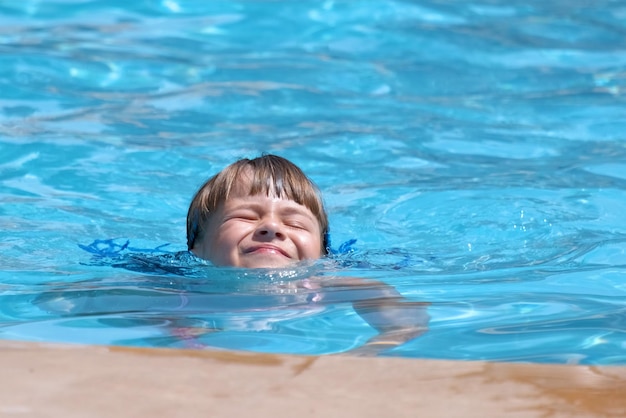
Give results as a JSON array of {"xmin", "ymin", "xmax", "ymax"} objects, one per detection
[
  {"xmin": 224, "ymin": 172, "xmax": 318, "ymax": 218},
  {"xmin": 228, "ymin": 167, "xmax": 282, "ymax": 198},
  {"xmin": 224, "ymin": 193, "xmax": 316, "ymax": 215},
  {"xmin": 216, "ymin": 164, "xmax": 326, "ymax": 232},
  {"xmin": 223, "ymin": 179, "xmax": 304, "ymax": 209}
]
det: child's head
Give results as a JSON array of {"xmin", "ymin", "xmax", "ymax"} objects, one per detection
[{"xmin": 187, "ymin": 154, "xmax": 329, "ymax": 268}]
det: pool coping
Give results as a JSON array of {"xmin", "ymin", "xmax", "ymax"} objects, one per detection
[{"xmin": 2, "ymin": 340, "xmax": 625, "ymax": 417}]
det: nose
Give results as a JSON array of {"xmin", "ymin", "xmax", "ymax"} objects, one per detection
[{"xmin": 254, "ymin": 217, "xmax": 285, "ymax": 240}]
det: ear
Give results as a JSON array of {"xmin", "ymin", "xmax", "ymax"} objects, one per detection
[
  {"xmin": 190, "ymin": 236, "xmax": 207, "ymax": 260},
  {"xmin": 187, "ymin": 208, "xmax": 201, "ymax": 250},
  {"xmin": 323, "ymin": 231, "xmax": 330, "ymax": 255}
]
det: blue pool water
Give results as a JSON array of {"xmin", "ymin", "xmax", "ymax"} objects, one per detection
[{"xmin": 1, "ymin": 0, "xmax": 626, "ymax": 364}]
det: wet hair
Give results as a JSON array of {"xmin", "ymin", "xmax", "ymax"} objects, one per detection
[{"xmin": 187, "ymin": 154, "xmax": 329, "ymax": 255}]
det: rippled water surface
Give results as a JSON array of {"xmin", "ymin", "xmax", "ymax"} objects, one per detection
[{"xmin": 1, "ymin": 0, "xmax": 626, "ymax": 364}]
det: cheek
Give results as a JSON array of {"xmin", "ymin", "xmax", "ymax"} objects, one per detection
[
  {"xmin": 206, "ymin": 230, "xmax": 240, "ymax": 266},
  {"xmin": 212, "ymin": 222, "xmax": 252, "ymax": 250},
  {"xmin": 297, "ymin": 233, "xmax": 323, "ymax": 258}
]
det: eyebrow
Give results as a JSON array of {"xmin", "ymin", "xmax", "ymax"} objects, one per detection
[
  {"xmin": 226, "ymin": 201, "xmax": 318, "ymax": 223},
  {"xmin": 279, "ymin": 206, "xmax": 317, "ymax": 220}
]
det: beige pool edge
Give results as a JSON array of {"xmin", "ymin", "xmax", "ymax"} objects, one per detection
[{"xmin": 2, "ymin": 340, "xmax": 625, "ymax": 417}]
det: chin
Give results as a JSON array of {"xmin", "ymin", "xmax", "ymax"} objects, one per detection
[
  {"xmin": 235, "ymin": 249, "xmax": 298, "ymax": 269},
  {"xmin": 243, "ymin": 261, "xmax": 294, "ymax": 269},
  {"xmin": 239, "ymin": 257, "xmax": 295, "ymax": 269}
]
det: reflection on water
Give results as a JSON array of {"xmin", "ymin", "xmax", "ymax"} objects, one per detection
[{"xmin": 1, "ymin": 1, "xmax": 626, "ymax": 363}]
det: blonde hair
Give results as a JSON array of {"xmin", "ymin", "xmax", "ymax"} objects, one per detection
[{"xmin": 187, "ymin": 154, "xmax": 329, "ymax": 254}]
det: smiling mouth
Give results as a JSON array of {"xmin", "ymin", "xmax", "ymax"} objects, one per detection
[{"xmin": 245, "ymin": 245, "xmax": 290, "ymax": 258}]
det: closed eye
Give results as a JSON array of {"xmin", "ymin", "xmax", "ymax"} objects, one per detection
[
  {"xmin": 284, "ymin": 217, "xmax": 314, "ymax": 231},
  {"xmin": 225, "ymin": 211, "xmax": 259, "ymax": 221}
]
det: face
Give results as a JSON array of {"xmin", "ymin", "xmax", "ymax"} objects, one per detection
[{"xmin": 192, "ymin": 190, "xmax": 323, "ymax": 269}]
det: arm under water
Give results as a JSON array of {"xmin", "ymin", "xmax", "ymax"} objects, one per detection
[
  {"xmin": 303, "ymin": 275, "xmax": 430, "ymax": 356},
  {"xmin": 70, "ymin": 239, "xmax": 430, "ymax": 356}
]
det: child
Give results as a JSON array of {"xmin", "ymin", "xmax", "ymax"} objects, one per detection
[
  {"xmin": 187, "ymin": 154, "xmax": 328, "ymax": 269},
  {"xmin": 186, "ymin": 154, "xmax": 429, "ymax": 355}
]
